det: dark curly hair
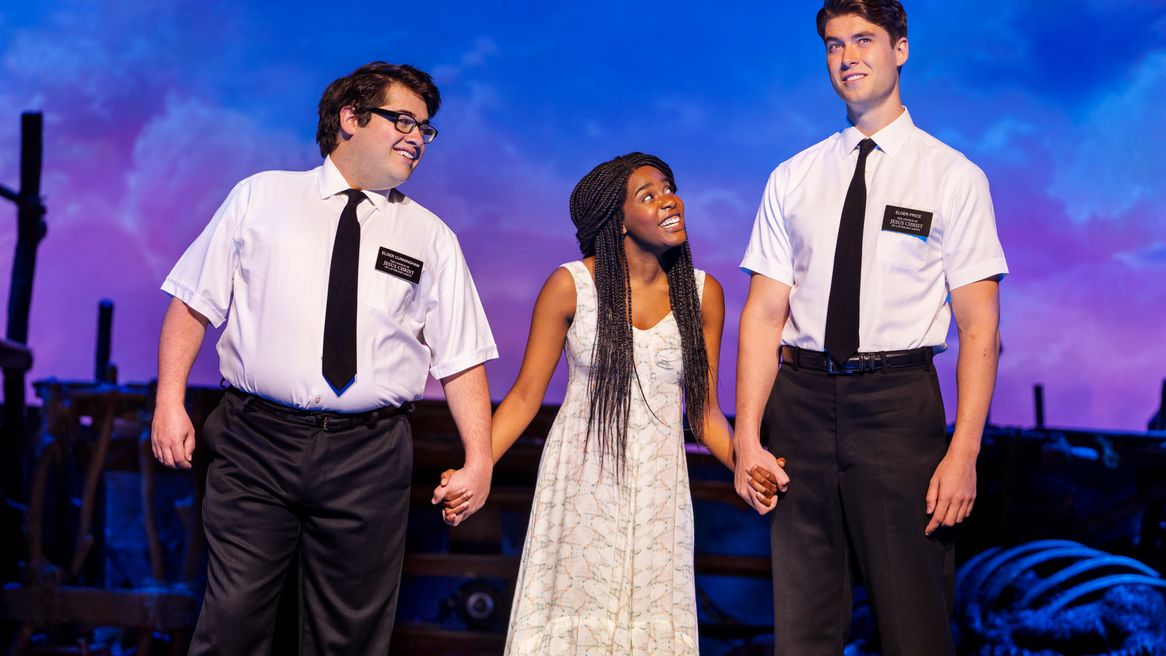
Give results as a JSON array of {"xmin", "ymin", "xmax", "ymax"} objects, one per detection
[
  {"xmin": 316, "ymin": 61, "xmax": 441, "ymax": 157},
  {"xmin": 817, "ymin": 0, "xmax": 907, "ymax": 45},
  {"xmin": 569, "ymin": 152, "xmax": 710, "ymax": 473}
]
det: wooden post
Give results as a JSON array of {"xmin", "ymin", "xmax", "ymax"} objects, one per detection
[
  {"xmin": 1151, "ymin": 378, "xmax": 1166, "ymax": 431},
  {"xmin": 95, "ymin": 299, "xmax": 114, "ymax": 383},
  {"xmin": 3, "ymin": 113, "xmax": 46, "ymax": 424},
  {"xmin": 1033, "ymin": 384, "xmax": 1045, "ymax": 430},
  {"xmin": 1, "ymin": 111, "xmax": 46, "ymax": 578}
]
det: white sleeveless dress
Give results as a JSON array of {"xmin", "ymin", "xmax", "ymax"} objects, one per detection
[{"xmin": 504, "ymin": 261, "xmax": 704, "ymax": 655}]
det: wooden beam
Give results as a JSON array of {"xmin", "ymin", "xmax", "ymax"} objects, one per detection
[
  {"xmin": 403, "ymin": 553, "xmax": 520, "ymax": 579},
  {"xmin": 0, "ymin": 584, "xmax": 199, "ymax": 630},
  {"xmin": 390, "ymin": 624, "xmax": 504, "ymax": 655},
  {"xmin": 694, "ymin": 553, "xmax": 772, "ymax": 578}
]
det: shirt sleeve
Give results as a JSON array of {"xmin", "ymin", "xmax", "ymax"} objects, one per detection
[
  {"xmin": 942, "ymin": 163, "xmax": 1009, "ymax": 290},
  {"xmin": 422, "ymin": 233, "xmax": 499, "ymax": 379},
  {"xmin": 160, "ymin": 180, "xmax": 248, "ymax": 328},
  {"xmin": 739, "ymin": 165, "xmax": 795, "ymax": 285}
]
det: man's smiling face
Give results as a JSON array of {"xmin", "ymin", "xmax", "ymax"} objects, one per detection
[
  {"xmin": 824, "ymin": 13, "xmax": 908, "ymax": 115},
  {"xmin": 342, "ymin": 81, "xmax": 430, "ymax": 190}
]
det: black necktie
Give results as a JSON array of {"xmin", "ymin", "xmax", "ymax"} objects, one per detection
[
  {"xmin": 824, "ymin": 138, "xmax": 877, "ymax": 366},
  {"xmin": 322, "ymin": 189, "xmax": 365, "ymax": 392}
]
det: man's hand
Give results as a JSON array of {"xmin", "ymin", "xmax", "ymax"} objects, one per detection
[
  {"xmin": 734, "ymin": 441, "xmax": 790, "ymax": 515},
  {"xmin": 924, "ymin": 450, "xmax": 976, "ymax": 535},
  {"xmin": 432, "ymin": 462, "xmax": 491, "ymax": 527},
  {"xmin": 153, "ymin": 297, "xmax": 208, "ymax": 470},
  {"xmin": 437, "ymin": 364, "xmax": 493, "ymax": 527},
  {"xmin": 435, "ymin": 469, "xmax": 463, "ymax": 523},
  {"xmin": 151, "ymin": 402, "xmax": 195, "ymax": 469},
  {"xmin": 734, "ymin": 275, "xmax": 791, "ymax": 516},
  {"xmin": 926, "ymin": 278, "xmax": 996, "ymax": 536},
  {"xmin": 748, "ymin": 457, "xmax": 788, "ymax": 509}
]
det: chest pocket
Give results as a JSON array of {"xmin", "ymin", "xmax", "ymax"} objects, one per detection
[
  {"xmin": 360, "ymin": 270, "xmax": 419, "ymax": 320},
  {"xmin": 875, "ymin": 201, "xmax": 936, "ymax": 271},
  {"xmin": 876, "ymin": 229, "xmax": 933, "ymax": 271}
]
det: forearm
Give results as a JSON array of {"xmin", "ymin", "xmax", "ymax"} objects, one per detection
[
  {"xmin": 950, "ymin": 322, "xmax": 1000, "ymax": 457},
  {"xmin": 441, "ymin": 364, "xmax": 493, "ymax": 469},
  {"xmin": 490, "ymin": 385, "xmax": 545, "ymax": 463},
  {"xmin": 698, "ymin": 408, "xmax": 735, "ymax": 470},
  {"xmin": 157, "ymin": 297, "xmax": 209, "ymax": 408},
  {"xmin": 735, "ymin": 308, "xmax": 782, "ymax": 449}
]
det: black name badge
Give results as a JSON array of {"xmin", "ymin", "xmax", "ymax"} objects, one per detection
[
  {"xmin": 375, "ymin": 247, "xmax": 423, "ymax": 284},
  {"xmin": 882, "ymin": 205, "xmax": 933, "ymax": 238}
]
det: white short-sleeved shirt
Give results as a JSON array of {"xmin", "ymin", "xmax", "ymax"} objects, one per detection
[
  {"xmin": 162, "ymin": 157, "xmax": 498, "ymax": 411},
  {"xmin": 740, "ymin": 108, "xmax": 1008, "ymax": 353}
]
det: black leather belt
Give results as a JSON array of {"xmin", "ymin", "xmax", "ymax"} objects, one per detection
[
  {"xmin": 228, "ymin": 388, "xmax": 413, "ymax": 431},
  {"xmin": 780, "ymin": 345, "xmax": 933, "ymax": 376}
]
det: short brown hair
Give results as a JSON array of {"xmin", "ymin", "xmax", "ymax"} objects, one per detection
[
  {"xmin": 315, "ymin": 62, "xmax": 441, "ymax": 157},
  {"xmin": 816, "ymin": 0, "xmax": 907, "ymax": 45}
]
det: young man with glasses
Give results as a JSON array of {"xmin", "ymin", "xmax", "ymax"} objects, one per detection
[
  {"xmin": 152, "ymin": 61, "xmax": 498, "ymax": 654},
  {"xmin": 733, "ymin": 1, "xmax": 1007, "ymax": 653}
]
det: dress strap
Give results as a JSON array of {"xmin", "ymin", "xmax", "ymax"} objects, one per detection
[{"xmin": 560, "ymin": 261, "xmax": 593, "ymax": 294}]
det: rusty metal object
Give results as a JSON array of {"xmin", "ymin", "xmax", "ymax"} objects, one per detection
[{"xmin": 956, "ymin": 540, "xmax": 1166, "ymax": 655}]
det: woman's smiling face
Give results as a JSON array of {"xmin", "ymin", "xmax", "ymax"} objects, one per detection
[{"xmin": 621, "ymin": 166, "xmax": 686, "ymax": 255}]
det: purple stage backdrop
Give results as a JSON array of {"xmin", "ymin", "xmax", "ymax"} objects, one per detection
[{"xmin": 1, "ymin": 1, "xmax": 1164, "ymax": 431}]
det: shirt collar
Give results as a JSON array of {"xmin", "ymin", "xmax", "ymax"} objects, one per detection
[
  {"xmin": 840, "ymin": 106, "xmax": 914, "ymax": 159},
  {"xmin": 316, "ymin": 156, "xmax": 395, "ymax": 212}
]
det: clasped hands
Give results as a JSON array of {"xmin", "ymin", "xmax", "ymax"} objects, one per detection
[
  {"xmin": 431, "ymin": 463, "xmax": 491, "ymax": 527},
  {"xmin": 734, "ymin": 443, "xmax": 790, "ymax": 515},
  {"xmin": 738, "ymin": 458, "xmax": 789, "ymax": 515},
  {"xmin": 743, "ymin": 458, "xmax": 787, "ymax": 513},
  {"xmin": 434, "ymin": 452, "xmax": 791, "ymax": 524}
]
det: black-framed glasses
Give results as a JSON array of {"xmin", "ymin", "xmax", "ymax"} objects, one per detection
[{"xmin": 366, "ymin": 107, "xmax": 438, "ymax": 144}]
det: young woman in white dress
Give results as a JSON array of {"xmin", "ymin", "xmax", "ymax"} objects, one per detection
[{"xmin": 441, "ymin": 153, "xmax": 788, "ymax": 655}]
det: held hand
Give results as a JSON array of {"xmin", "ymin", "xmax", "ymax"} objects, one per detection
[
  {"xmin": 748, "ymin": 457, "xmax": 789, "ymax": 510},
  {"xmin": 431, "ymin": 462, "xmax": 492, "ymax": 527},
  {"xmin": 734, "ymin": 442, "xmax": 788, "ymax": 515},
  {"xmin": 924, "ymin": 451, "xmax": 977, "ymax": 536},
  {"xmin": 435, "ymin": 469, "xmax": 474, "ymax": 524},
  {"xmin": 150, "ymin": 402, "xmax": 196, "ymax": 470}
]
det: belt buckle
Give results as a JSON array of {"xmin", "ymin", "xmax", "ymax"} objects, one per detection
[
  {"xmin": 825, "ymin": 352, "xmax": 876, "ymax": 376},
  {"xmin": 824, "ymin": 353, "xmax": 853, "ymax": 376}
]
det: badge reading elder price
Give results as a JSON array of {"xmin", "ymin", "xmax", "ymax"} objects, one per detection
[
  {"xmin": 881, "ymin": 205, "xmax": 933, "ymax": 239},
  {"xmin": 376, "ymin": 247, "xmax": 423, "ymax": 284}
]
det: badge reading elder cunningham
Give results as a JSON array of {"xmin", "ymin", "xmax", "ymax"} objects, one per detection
[
  {"xmin": 376, "ymin": 247, "xmax": 423, "ymax": 284},
  {"xmin": 881, "ymin": 205, "xmax": 933, "ymax": 239}
]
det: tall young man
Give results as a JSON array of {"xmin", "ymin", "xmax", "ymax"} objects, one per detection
[
  {"xmin": 152, "ymin": 62, "xmax": 497, "ymax": 654},
  {"xmin": 733, "ymin": 2, "xmax": 1007, "ymax": 653}
]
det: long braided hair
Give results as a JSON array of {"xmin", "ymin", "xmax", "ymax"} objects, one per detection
[{"xmin": 568, "ymin": 152, "xmax": 710, "ymax": 472}]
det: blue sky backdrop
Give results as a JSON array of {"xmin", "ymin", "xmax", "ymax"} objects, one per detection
[{"xmin": 2, "ymin": 1, "xmax": 1165, "ymax": 430}]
